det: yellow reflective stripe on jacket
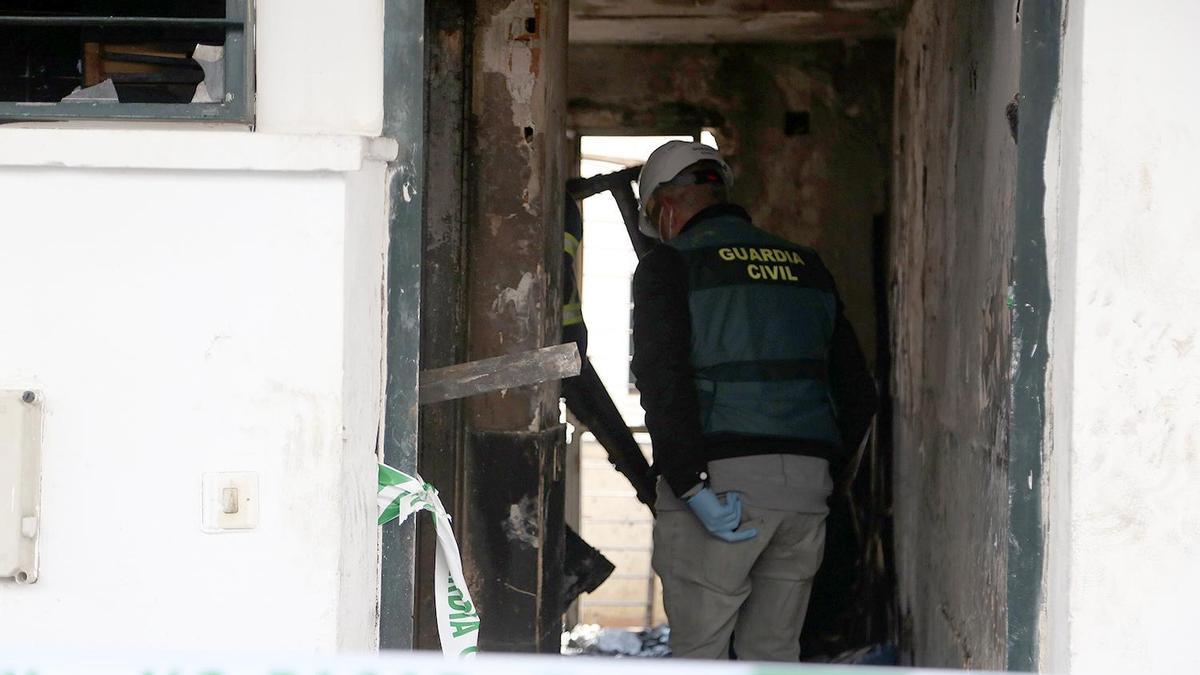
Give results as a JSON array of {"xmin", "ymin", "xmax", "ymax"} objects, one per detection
[
  {"xmin": 563, "ymin": 232, "xmax": 580, "ymax": 259},
  {"xmin": 563, "ymin": 302, "xmax": 584, "ymax": 326}
]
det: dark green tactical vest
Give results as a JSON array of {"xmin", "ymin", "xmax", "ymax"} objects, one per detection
[{"xmin": 666, "ymin": 211, "xmax": 841, "ymax": 445}]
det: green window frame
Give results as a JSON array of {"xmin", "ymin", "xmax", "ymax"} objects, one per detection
[{"xmin": 0, "ymin": 0, "xmax": 253, "ymax": 123}]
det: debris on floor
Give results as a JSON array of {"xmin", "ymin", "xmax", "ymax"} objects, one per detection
[
  {"xmin": 562, "ymin": 624, "xmax": 671, "ymax": 657},
  {"xmin": 814, "ymin": 643, "xmax": 900, "ymax": 665},
  {"xmin": 562, "ymin": 624, "xmax": 896, "ymax": 663},
  {"xmin": 561, "ymin": 526, "xmax": 616, "ymax": 611}
]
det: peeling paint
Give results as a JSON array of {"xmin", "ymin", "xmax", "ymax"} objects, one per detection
[
  {"xmin": 491, "ymin": 271, "xmax": 537, "ymax": 322},
  {"xmin": 504, "ymin": 495, "xmax": 541, "ymax": 549},
  {"xmin": 478, "ymin": 0, "xmax": 543, "ymax": 214}
]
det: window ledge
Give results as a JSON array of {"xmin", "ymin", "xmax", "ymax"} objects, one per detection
[{"xmin": 0, "ymin": 126, "xmax": 399, "ymax": 173}]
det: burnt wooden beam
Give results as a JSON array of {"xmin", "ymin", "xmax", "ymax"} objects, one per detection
[
  {"xmin": 419, "ymin": 344, "xmax": 581, "ymax": 405},
  {"xmin": 461, "ymin": 0, "xmax": 569, "ymax": 653},
  {"xmin": 566, "ymin": 166, "xmax": 655, "ymax": 258}
]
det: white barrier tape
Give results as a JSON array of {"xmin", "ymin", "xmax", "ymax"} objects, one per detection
[{"xmin": 377, "ymin": 463, "xmax": 480, "ymax": 657}]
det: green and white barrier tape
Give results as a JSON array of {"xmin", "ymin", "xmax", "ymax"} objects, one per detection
[{"xmin": 377, "ymin": 463, "xmax": 480, "ymax": 658}]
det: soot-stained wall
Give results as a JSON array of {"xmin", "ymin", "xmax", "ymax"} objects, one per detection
[
  {"xmin": 568, "ymin": 41, "xmax": 893, "ymax": 364},
  {"xmin": 891, "ymin": 0, "xmax": 1020, "ymax": 667}
]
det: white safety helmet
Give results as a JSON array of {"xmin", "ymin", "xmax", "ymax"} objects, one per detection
[{"xmin": 637, "ymin": 141, "xmax": 734, "ymax": 239}]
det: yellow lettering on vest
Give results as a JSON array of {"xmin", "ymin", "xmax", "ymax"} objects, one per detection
[
  {"xmin": 718, "ymin": 247, "xmax": 735, "ymax": 261},
  {"xmin": 747, "ymin": 264, "xmax": 763, "ymax": 280},
  {"xmin": 765, "ymin": 265, "xmax": 781, "ymax": 280},
  {"xmin": 731, "ymin": 247, "xmax": 748, "ymax": 261},
  {"xmin": 748, "ymin": 248, "xmax": 763, "ymax": 262},
  {"xmin": 785, "ymin": 266, "xmax": 800, "ymax": 281}
]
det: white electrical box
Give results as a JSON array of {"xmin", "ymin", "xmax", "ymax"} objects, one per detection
[
  {"xmin": 201, "ymin": 472, "xmax": 259, "ymax": 533},
  {"xmin": 0, "ymin": 390, "xmax": 43, "ymax": 584}
]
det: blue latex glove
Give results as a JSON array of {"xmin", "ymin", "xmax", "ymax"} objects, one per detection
[{"xmin": 685, "ymin": 487, "xmax": 758, "ymax": 542}]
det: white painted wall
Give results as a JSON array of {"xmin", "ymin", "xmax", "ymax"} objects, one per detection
[
  {"xmin": 256, "ymin": 0, "xmax": 384, "ymax": 135},
  {"xmin": 1048, "ymin": 1, "xmax": 1200, "ymax": 671},
  {"xmin": 0, "ymin": 0, "xmax": 400, "ymax": 648},
  {"xmin": 0, "ymin": 154, "xmax": 389, "ymax": 651}
]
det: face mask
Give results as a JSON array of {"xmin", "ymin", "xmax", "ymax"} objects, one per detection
[{"xmin": 657, "ymin": 201, "xmax": 675, "ymax": 241}]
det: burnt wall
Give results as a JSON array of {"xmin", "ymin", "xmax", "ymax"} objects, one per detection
[
  {"xmin": 568, "ymin": 41, "xmax": 893, "ymax": 363},
  {"xmin": 890, "ymin": 0, "xmax": 1020, "ymax": 667}
]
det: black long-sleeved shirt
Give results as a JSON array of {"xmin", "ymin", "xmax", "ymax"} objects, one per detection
[{"xmin": 630, "ymin": 205, "xmax": 878, "ymax": 497}]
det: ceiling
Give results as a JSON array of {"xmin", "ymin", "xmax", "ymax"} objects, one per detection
[{"xmin": 569, "ymin": 0, "xmax": 904, "ymax": 44}]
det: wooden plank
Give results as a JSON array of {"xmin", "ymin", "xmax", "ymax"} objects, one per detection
[{"xmin": 418, "ymin": 343, "xmax": 581, "ymax": 405}]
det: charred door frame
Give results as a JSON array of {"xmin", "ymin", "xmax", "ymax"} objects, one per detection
[
  {"xmin": 411, "ymin": 0, "xmax": 473, "ymax": 650},
  {"xmin": 1007, "ymin": 0, "xmax": 1062, "ymax": 668},
  {"xmin": 380, "ymin": 0, "xmax": 427, "ymax": 650}
]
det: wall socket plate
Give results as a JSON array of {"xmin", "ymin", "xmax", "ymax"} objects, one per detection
[
  {"xmin": 201, "ymin": 472, "xmax": 259, "ymax": 533},
  {"xmin": 0, "ymin": 390, "xmax": 43, "ymax": 584}
]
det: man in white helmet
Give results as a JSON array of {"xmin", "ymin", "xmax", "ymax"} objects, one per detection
[{"xmin": 631, "ymin": 140, "xmax": 877, "ymax": 661}]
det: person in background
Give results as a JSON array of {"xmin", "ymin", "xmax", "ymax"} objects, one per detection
[{"xmin": 560, "ymin": 193, "xmax": 657, "ymax": 509}]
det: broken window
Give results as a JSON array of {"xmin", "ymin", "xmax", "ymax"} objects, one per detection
[{"xmin": 0, "ymin": 0, "xmax": 251, "ymax": 121}]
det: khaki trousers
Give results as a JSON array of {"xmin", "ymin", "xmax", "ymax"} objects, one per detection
[{"xmin": 652, "ymin": 505, "xmax": 826, "ymax": 661}]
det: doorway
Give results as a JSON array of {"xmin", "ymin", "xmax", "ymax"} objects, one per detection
[{"xmin": 565, "ymin": 135, "xmax": 690, "ymax": 637}]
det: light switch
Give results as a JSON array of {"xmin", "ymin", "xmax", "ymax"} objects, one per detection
[
  {"xmin": 221, "ymin": 487, "xmax": 239, "ymax": 514},
  {"xmin": 1, "ymin": 390, "xmax": 43, "ymax": 584},
  {"xmin": 202, "ymin": 472, "xmax": 258, "ymax": 533}
]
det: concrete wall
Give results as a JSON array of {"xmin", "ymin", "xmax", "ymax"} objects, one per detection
[
  {"xmin": 568, "ymin": 41, "xmax": 893, "ymax": 362},
  {"xmin": 1045, "ymin": 1, "xmax": 1200, "ymax": 671},
  {"xmin": 890, "ymin": 1, "xmax": 1021, "ymax": 667}
]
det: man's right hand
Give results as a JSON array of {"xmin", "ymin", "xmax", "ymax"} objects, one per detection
[{"xmin": 685, "ymin": 487, "xmax": 758, "ymax": 542}]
